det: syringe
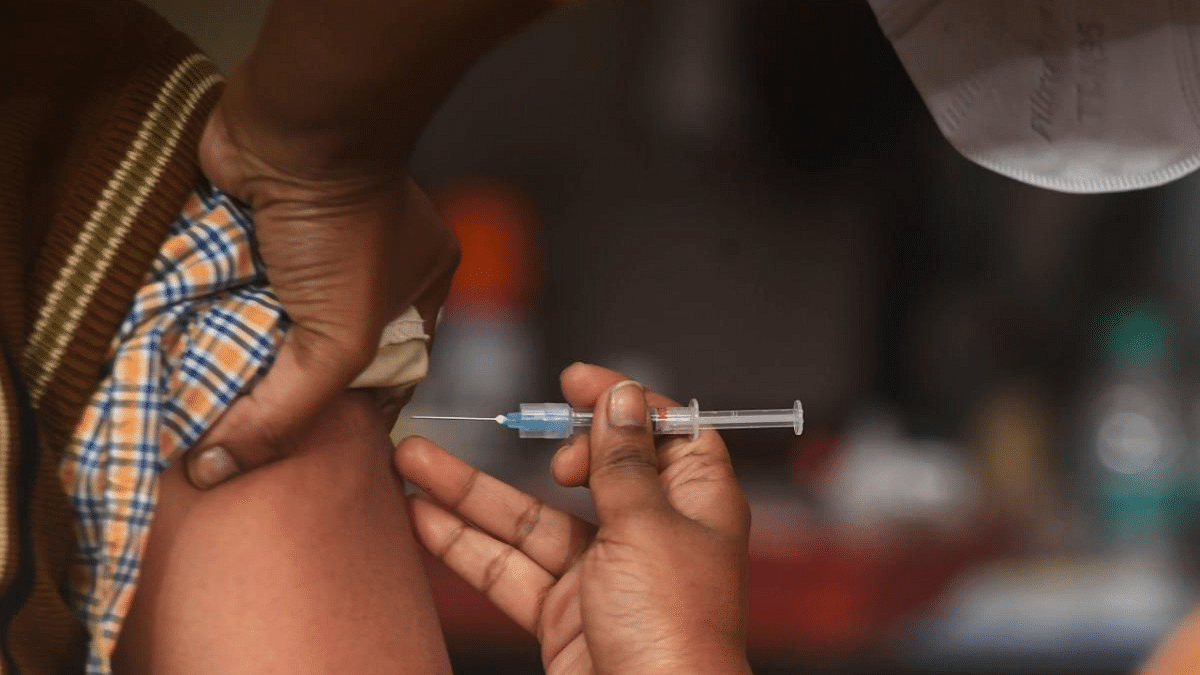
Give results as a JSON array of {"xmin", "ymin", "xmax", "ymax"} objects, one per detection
[{"xmin": 412, "ymin": 399, "xmax": 803, "ymax": 440}]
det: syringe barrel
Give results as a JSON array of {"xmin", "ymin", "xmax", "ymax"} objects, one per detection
[
  {"xmin": 573, "ymin": 401, "xmax": 702, "ymax": 439},
  {"xmin": 515, "ymin": 399, "xmax": 803, "ymax": 439},
  {"xmin": 514, "ymin": 402, "xmax": 701, "ymax": 439},
  {"xmin": 517, "ymin": 402, "xmax": 574, "ymax": 439}
]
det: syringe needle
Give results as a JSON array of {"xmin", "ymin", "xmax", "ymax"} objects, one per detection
[{"xmin": 411, "ymin": 415, "xmax": 496, "ymax": 421}]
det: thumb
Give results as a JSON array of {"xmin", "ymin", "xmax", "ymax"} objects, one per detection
[
  {"xmin": 587, "ymin": 380, "xmax": 670, "ymax": 523},
  {"xmin": 184, "ymin": 325, "xmax": 367, "ymax": 488}
]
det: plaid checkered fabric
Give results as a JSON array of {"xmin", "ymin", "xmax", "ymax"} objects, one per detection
[{"xmin": 61, "ymin": 181, "xmax": 286, "ymax": 675}]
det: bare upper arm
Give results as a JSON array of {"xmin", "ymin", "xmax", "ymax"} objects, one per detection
[{"xmin": 113, "ymin": 391, "xmax": 451, "ymax": 675}]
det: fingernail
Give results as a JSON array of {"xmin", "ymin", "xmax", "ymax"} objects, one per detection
[
  {"xmin": 607, "ymin": 380, "xmax": 646, "ymax": 429},
  {"xmin": 190, "ymin": 446, "xmax": 239, "ymax": 488}
]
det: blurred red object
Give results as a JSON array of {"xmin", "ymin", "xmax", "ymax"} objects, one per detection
[
  {"xmin": 746, "ymin": 527, "xmax": 1001, "ymax": 655},
  {"xmin": 434, "ymin": 182, "xmax": 539, "ymax": 313}
]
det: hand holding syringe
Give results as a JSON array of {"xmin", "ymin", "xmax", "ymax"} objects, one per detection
[{"xmin": 413, "ymin": 399, "xmax": 803, "ymax": 440}]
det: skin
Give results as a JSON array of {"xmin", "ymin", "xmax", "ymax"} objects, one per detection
[
  {"xmin": 1140, "ymin": 607, "xmax": 1200, "ymax": 675},
  {"xmin": 112, "ymin": 391, "xmax": 451, "ymax": 675},
  {"xmin": 186, "ymin": 0, "xmax": 563, "ymax": 489},
  {"xmin": 395, "ymin": 363, "xmax": 755, "ymax": 675}
]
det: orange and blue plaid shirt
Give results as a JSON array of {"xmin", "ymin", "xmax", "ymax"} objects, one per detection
[{"xmin": 61, "ymin": 181, "xmax": 287, "ymax": 675}]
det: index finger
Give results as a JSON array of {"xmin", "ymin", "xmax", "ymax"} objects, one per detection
[
  {"xmin": 553, "ymin": 362, "xmax": 679, "ymax": 487},
  {"xmin": 560, "ymin": 362, "xmax": 682, "ymax": 410},
  {"xmin": 395, "ymin": 436, "xmax": 594, "ymax": 575}
]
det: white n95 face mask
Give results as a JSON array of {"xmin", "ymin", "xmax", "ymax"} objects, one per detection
[{"xmin": 867, "ymin": 0, "xmax": 1200, "ymax": 193}]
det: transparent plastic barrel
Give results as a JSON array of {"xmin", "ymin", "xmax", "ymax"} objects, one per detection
[
  {"xmin": 549, "ymin": 399, "xmax": 802, "ymax": 440},
  {"xmin": 517, "ymin": 402, "xmax": 575, "ymax": 439}
]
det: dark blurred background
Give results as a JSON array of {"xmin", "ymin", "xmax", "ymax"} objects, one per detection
[{"xmin": 148, "ymin": 0, "xmax": 1200, "ymax": 672}]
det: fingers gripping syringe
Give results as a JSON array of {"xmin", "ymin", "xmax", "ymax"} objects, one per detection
[{"xmin": 412, "ymin": 400, "xmax": 803, "ymax": 440}]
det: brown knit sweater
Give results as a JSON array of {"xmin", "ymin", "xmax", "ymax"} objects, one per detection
[{"xmin": 0, "ymin": 3, "xmax": 220, "ymax": 672}]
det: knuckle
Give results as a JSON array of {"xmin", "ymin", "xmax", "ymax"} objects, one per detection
[
  {"xmin": 234, "ymin": 417, "xmax": 292, "ymax": 466},
  {"xmin": 590, "ymin": 531, "xmax": 645, "ymax": 565},
  {"xmin": 597, "ymin": 442, "xmax": 658, "ymax": 475},
  {"xmin": 532, "ymin": 584, "xmax": 554, "ymax": 639},
  {"xmin": 447, "ymin": 465, "xmax": 481, "ymax": 511},
  {"xmin": 437, "ymin": 520, "xmax": 471, "ymax": 560},
  {"xmin": 310, "ymin": 330, "xmax": 377, "ymax": 379},
  {"xmin": 292, "ymin": 324, "xmax": 375, "ymax": 376},
  {"xmin": 511, "ymin": 498, "xmax": 546, "ymax": 550},
  {"xmin": 480, "ymin": 546, "xmax": 515, "ymax": 594}
]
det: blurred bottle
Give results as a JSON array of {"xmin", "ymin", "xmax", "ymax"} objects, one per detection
[
  {"xmin": 974, "ymin": 381, "xmax": 1066, "ymax": 551},
  {"xmin": 1081, "ymin": 302, "xmax": 1187, "ymax": 553}
]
